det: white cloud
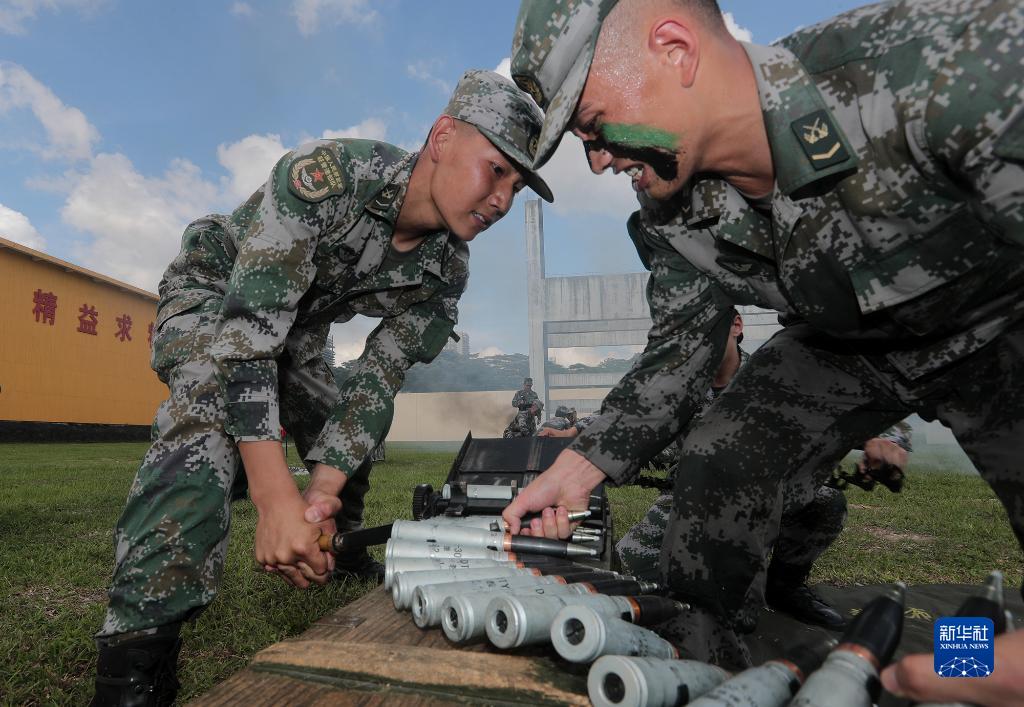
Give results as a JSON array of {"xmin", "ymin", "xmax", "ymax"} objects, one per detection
[
  {"xmin": 0, "ymin": 202, "xmax": 45, "ymax": 249},
  {"xmin": 0, "ymin": 62, "xmax": 99, "ymax": 161},
  {"xmin": 62, "ymin": 153, "xmax": 220, "ymax": 290},
  {"xmin": 330, "ymin": 316, "xmax": 380, "ymax": 362},
  {"xmin": 322, "ymin": 117, "xmax": 387, "ymax": 141},
  {"xmin": 477, "ymin": 346, "xmax": 505, "ymax": 358},
  {"xmin": 216, "ymin": 133, "xmax": 288, "ymax": 203},
  {"xmin": 406, "ymin": 60, "xmax": 452, "ymax": 95},
  {"xmin": 722, "ymin": 11, "xmax": 753, "ymax": 42},
  {"xmin": 230, "ymin": 2, "xmax": 253, "ymax": 17},
  {"xmin": 292, "ymin": 0, "xmax": 376, "ymax": 36},
  {"xmin": 538, "ymin": 132, "xmax": 637, "ymax": 217},
  {"xmin": 493, "ymin": 58, "xmax": 511, "ymax": 79},
  {"xmin": 0, "ymin": 0, "xmax": 106, "ymax": 34},
  {"xmin": 548, "ymin": 345, "xmax": 642, "ymax": 367}
]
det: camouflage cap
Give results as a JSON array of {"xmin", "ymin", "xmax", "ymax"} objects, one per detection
[
  {"xmin": 524, "ymin": 377, "xmax": 533, "ymax": 384},
  {"xmin": 511, "ymin": 0, "xmax": 621, "ymax": 168},
  {"xmin": 444, "ymin": 69, "xmax": 554, "ymax": 202},
  {"xmin": 555, "ymin": 405, "xmax": 571, "ymax": 417}
]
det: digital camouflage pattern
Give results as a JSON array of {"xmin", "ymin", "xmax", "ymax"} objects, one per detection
[
  {"xmin": 101, "ymin": 139, "xmax": 464, "ymax": 637},
  {"xmin": 511, "ymin": 0, "xmax": 621, "ymax": 166},
  {"xmin": 511, "ymin": 386, "xmax": 539, "ymax": 410},
  {"xmin": 512, "ymin": 0, "xmax": 1024, "ymax": 666},
  {"xmin": 615, "ymin": 347, "xmax": 910, "ymax": 583},
  {"xmin": 101, "ymin": 69, "xmax": 550, "ymax": 638},
  {"xmin": 538, "ymin": 415, "xmax": 572, "ymax": 432},
  {"xmin": 444, "ymin": 70, "xmax": 553, "ymax": 202}
]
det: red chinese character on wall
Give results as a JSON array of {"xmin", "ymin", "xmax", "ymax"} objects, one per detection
[
  {"xmin": 115, "ymin": 313, "xmax": 133, "ymax": 342},
  {"xmin": 32, "ymin": 289, "xmax": 58, "ymax": 325},
  {"xmin": 78, "ymin": 304, "xmax": 99, "ymax": 335},
  {"xmin": 147, "ymin": 322, "xmax": 154, "ymax": 346}
]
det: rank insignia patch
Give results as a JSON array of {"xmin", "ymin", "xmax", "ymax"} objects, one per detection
[
  {"xmin": 288, "ymin": 147, "xmax": 345, "ymax": 202},
  {"xmin": 371, "ymin": 184, "xmax": 400, "ymax": 212},
  {"xmin": 792, "ymin": 109, "xmax": 850, "ymax": 170}
]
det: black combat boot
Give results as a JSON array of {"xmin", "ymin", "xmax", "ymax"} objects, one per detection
[
  {"xmin": 332, "ymin": 548, "xmax": 385, "ymax": 583},
  {"xmin": 91, "ymin": 625, "xmax": 182, "ymax": 707},
  {"xmin": 765, "ymin": 562, "xmax": 849, "ymax": 631}
]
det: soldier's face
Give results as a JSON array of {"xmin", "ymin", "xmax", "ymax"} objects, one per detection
[
  {"xmin": 570, "ymin": 24, "xmax": 701, "ymax": 201},
  {"xmin": 431, "ymin": 123, "xmax": 525, "ymax": 241}
]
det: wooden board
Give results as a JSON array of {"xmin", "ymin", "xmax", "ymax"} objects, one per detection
[{"xmin": 189, "ymin": 586, "xmax": 590, "ymax": 706}]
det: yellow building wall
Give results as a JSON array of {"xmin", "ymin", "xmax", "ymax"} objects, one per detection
[{"xmin": 0, "ymin": 247, "xmax": 168, "ymax": 425}]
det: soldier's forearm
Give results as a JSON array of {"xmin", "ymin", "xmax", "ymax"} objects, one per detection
[
  {"xmin": 240, "ymin": 440, "xmax": 302, "ymax": 511},
  {"xmin": 309, "ymin": 463, "xmax": 347, "ymax": 496}
]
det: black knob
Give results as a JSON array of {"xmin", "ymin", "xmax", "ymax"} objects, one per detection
[{"xmin": 412, "ymin": 483, "xmax": 433, "ymax": 521}]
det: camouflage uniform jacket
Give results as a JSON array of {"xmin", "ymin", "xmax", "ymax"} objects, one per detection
[
  {"xmin": 573, "ymin": 0, "xmax": 1023, "ymax": 484},
  {"xmin": 512, "ymin": 388, "xmax": 540, "ymax": 410},
  {"xmin": 155, "ymin": 138, "xmax": 468, "ymax": 477}
]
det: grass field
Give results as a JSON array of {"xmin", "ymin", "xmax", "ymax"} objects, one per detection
[{"xmin": 1, "ymin": 442, "xmax": 1020, "ymax": 705}]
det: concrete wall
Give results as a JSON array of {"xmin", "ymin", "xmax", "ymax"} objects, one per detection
[{"xmin": 388, "ymin": 390, "xmax": 519, "ymax": 441}]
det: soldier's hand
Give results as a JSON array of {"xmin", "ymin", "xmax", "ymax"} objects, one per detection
[
  {"xmin": 255, "ymin": 492, "xmax": 331, "ymax": 589},
  {"xmin": 301, "ymin": 464, "xmax": 347, "ymax": 574},
  {"xmin": 881, "ymin": 631, "xmax": 1024, "ymax": 706},
  {"xmin": 858, "ymin": 438, "xmax": 908, "ymax": 481},
  {"xmin": 502, "ymin": 449, "xmax": 606, "ymax": 539}
]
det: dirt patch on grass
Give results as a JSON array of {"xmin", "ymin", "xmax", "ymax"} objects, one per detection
[
  {"xmin": 849, "ymin": 503, "xmax": 878, "ymax": 510},
  {"xmin": 864, "ymin": 526, "xmax": 935, "ymax": 544}
]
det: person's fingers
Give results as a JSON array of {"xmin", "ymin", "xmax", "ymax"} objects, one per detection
[
  {"xmin": 296, "ymin": 561, "xmax": 331, "ymax": 586},
  {"xmin": 529, "ymin": 516, "xmax": 545, "ymax": 538},
  {"xmin": 555, "ymin": 506, "xmax": 571, "ymax": 539},
  {"xmin": 881, "ymin": 654, "xmax": 984, "ymax": 703},
  {"xmin": 540, "ymin": 506, "xmax": 566, "ymax": 539},
  {"xmin": 274, "ymin": 564, "xmax": 304, "ymax": 588},
  {"xmin": 305, "ymin": 495, "xmax": 342, "ymax": 524},
  {"xmin": 502, "ymin": 495, "xmax": 529, "ymax": 534}
]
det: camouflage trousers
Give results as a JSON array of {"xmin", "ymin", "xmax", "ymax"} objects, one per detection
[
  {"xmin": 98, "ymin": 301, "xmax": 371, "ymax": 638},
  {"xmin": 616, "ymin": 484, "xmax": 846, "ymax": 583},
  {"xmin": 661, "ymin": 320, "xmax": 1024, "ymax": 656}
]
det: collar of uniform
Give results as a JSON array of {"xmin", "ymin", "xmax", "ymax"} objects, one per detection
[
  {"xmin": 740, "ymin": 42, "xmax": 858, "ymax": 198},
  {"xmin": 418, "ymin": 232, "xmax": 451, "ymax": 283},
  {"xmin": 364, "ymin": 151, "xmax": 418, "ymax": 223},
  {"xmin": 677, "ymin": 177, "xmax": 774, "ymax": 260}
]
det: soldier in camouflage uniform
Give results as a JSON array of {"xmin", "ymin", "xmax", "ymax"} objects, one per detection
[
  {"xmin": 505, "ymin": 376, "xmax": 542, "ymax": 437},
  {"xmin": 511, "ymin": 377, "xmax": 539, "ymax": 413},
  {"xmin": 616, "ymin": 312, "xmax": 914, "ymax": 631},
  {"xmin": 538, "ymin": 404, "xmax": 577, "ymax": 433},
  {"xmin": 92, "ymin": 70, "xmax": 553, "ymax": 706},
  {"xmin": 503, "ymin": 0, "xmax": 1024, "ymax": 672}
]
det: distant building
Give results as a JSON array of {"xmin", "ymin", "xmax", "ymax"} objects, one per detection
[
  {"xmin": 322, "ymin": 335, "xmax": 335, "ymax": 367},
  {"xmin": 0, "ymin": 236, "xmax": 167, "ymax": 441},
  {"xmin": 443, "ymin": 330, "xmax": 470, "ymax": 357}
]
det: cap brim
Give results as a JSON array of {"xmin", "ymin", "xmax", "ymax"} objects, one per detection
[
  {"xmin": 479, "ymin": 127, "xmax": 555, "ymax": 203},
  {"xmin": 531, "ymin": 39, "xmax": 596, "ymax": 170}
]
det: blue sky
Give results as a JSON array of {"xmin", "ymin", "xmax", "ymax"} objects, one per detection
[{"xmin": 1, "ymin": 0, "xmax": 866, "ymax": 362}]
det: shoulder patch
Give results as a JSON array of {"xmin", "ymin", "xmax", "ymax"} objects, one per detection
[
  {"xmin": 791, "ymin": 110, "xmax": 850, "ymax": 170},
  {"xmin": 287, "ymin": 147, "xmax": 346, "ymax": 202}
]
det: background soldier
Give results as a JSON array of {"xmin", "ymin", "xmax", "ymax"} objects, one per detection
[
  {"xmin": 506, "ymin": 376, "xmax": 542, "ymax": 437},
  {"xmin": 92, "ymin": 70, "xmax": 552, "ymax": 705},
  {"xmin": 511, "ymin": 376, "xmax": 539, "ymax": 413},
  {"xmin": 504, "ymin": 0, "xmax": 1024, "ymax": 691},
  {"xmin": 538, "ymin": 404, "xmax": 577, "ymax": 433}
]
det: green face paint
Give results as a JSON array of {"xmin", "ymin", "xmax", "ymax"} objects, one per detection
[{"xmin": 600, "ymin": 123, "xmax": 678, "ymax": 153}]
